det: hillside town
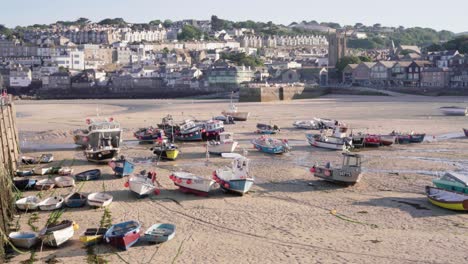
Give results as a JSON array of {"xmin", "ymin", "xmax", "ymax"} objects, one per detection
[{"xmin": 0, "ymin": 17, "xmax": 467, "ymax": 99}]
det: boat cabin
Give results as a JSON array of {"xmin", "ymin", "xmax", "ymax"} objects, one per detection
[
  {"xmin": 219, "ymin": 132, "xmax": 234, "ymax": 143},
  {"xmin": 179, "ymin": 120, "xmax": 198, "ymax": 131},
  {"xmin": 89, "ymin": 121, "xmax": 120, "ymax": 131},
  {"xmin": 232, "ymin": 157, "xmax": 250, "ymax": 178}
]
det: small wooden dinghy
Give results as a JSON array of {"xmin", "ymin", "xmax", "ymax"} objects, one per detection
[
  {"xmin": 16, "ymin": 196, "xmax": 41, "ymax": 211},
  {"xmin": 35, "ymin": 179, "xmax": 55, "ymax": 190},
  {"xmin": 252, "ymin": 136, "xmax": 291, "ymax": 154},
  {"xmin": 38, "ymin": 196, "xmax": 64, "ymax": 211},
  {"xmin": 80, "ymin": 228, "xmax": 108, "ymax": 246},
  {"xmin": 21, "ymin": 153, "xmax": 54, "ymax": 164},
  {"xmin": 144, "ymin": 223, "xmax": 176, "ymax": 243},
  {"xmin": 128, "ymin": 175, "xmax": 156, "ymax": 198},
  {"xmin": 54, "ymin": 176, "xmax": 75, "ymax": 188},
  {"xmin": 105, "ymin": 221, "xmax": 141, "ymax": 251},
  {"xmin": 65, "ymin": 192, "xmax": 87, "ymax": 208},
  {"xmin": 256, "ymin": 123, "xmax": 280, "ymax": 134},
  {"xmin": 87, "ymin": 192, "xmax": 113, "ymax": 207},
  {"xmin": 14, "ymin": 179, "xmax": 36, "ymax": 190},
  {"xmin": 426, "ymin": 186, "xmax": 468, "ymax": 211},
  {"xmin": 9, "ymin": 232, "xmax": 39, "ymax": 249},
  {"xmin": 40, "ymin": 220, "xmax": 76, "ymax": 247},
  {"xmin": 75, "ymin": 169, "xmax": 101, "ymax": 181},
  {"xmin": 58, "ymin": 167, "xmax": 74, "ymax": 176},
  {"xmin": 433, "ymin": 172, "xmax": 468, "ymax": 194}
]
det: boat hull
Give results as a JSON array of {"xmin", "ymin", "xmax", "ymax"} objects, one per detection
[
  {"xmin": 426, "ymin": 186, "xmax": 468, "ymax": 211},
  {"xmin": 87, "ymin": 193, "xmax": 113, "ymax": 207},
  {"xmin": 222, "ymin": 111, "xmax": 249, "ymax": 121},
  {"xmin": 409, "ymin": 134, "xmax": 426, "ymax": 143},
  {"xmin": 220, "ymin": 179, "xmax": 254, "ymax": 195},
  {"xmin": 80, "ymin": 228, "xmax": 107, "ymax": 246},
  {"xmin": 175, "ymin": 132, "xmax": 203, "ymax": 141},
  {"xmin": 129, "ymin": 177, "xmax": 156, "ymax": 198},
  {"xmin": 85, "ymin": 149, "xmax": 119, "ymax": 163},
  {"xmin": 144, "ymin": 224, "xmax": 176, "ymax": 243},
  {"xmin": 38, "ymin": 197, "xmax": 64, "ymax": 211},
  {"xmin": 153, "ymin": 148, "xmax": 179, "ymax": 160},
  {"xmin": 41, "ymin": 223, "xmax": 75, "ymax": 247},
  {"xmin": 313, "ymin": 166, "xmax": 362, "ymax": 185},
  {"xmin": 110, "ymin": 160, "xmax": 135, "ymax": 177},
  {"xmin": 252, "ymin": 141, "xmax": 288, "ymax": 154},
  {"xmin": 75, "ymin": 169, "xmax": 101, "ymax": 181},
  {"xmin": 16, "ymin": 196, "xmax": 40, "ymax": 211},
  {"xmin": 306, "ymin": 135, "xmax": 349, "ymax": 151},
  {"xmin": 440, "ymin": 107, "xmax": 467, "ymax": 116},
  {"xmin": 9, "ymin": 232, "xmax": 38, "ymax": 249},
  {"xmin": 433, "ymin": 179, "xmax": 468, "ymax": 194},
  {"xmin": 171, "ymin": 173, "xmax": 215, "ymax": 196},
  {"xmin": 105, "ymin": 221, "xmax": 141, "ymax": 251},
  {"xmin": 208, "ymin": 141, "xmax": 238, "ymax": 155}
]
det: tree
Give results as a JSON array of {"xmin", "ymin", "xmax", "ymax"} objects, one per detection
[
  {"xmin": 0, "ymin": 25, "xmax": 12, "ymax": 38},
  {"xmin": 162, "ymin": 47, "xmax": 169, "ymax": 54},
  {"xmin": 163, "ymin": 19, "xmax": 173, "ymax": 28},
  {"xmin": 220, "ymin": 52, "xmax": 264, "ymax": 67},
  {"xmin": 75, "ymin": 17, "xmax": 90, "ymax": 26},
  {"xmin": 98, "ymin": 18, "xmax": 126, "ymax": 26},
  {"xmin": 354, "ymin": 23, "xmax": 364, "ymax": 29},
  {"xmin": 149, "ymin": 20, "xmax": 162, "ymax": 26},
  {"xmin": 335, "ymin": 56, "xmax": 361, "ymax": 74},
  {"xmin": 211, "ymin": 15, "xmax": 224, "ymax": 31},
  {"xmin": 177, "ymin": 25, "xmax": 203, "ymax": 41},
  {"xmin": 358, "ymin": 56, "xmax": 372, "ymax": 62}
]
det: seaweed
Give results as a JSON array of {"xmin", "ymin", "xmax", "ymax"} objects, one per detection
[{"xmin": 99, "ymin": 208, "xmax": 112, "ymax": 229}]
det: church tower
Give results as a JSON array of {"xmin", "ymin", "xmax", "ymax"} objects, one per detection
[{"xmin": 328, "ymin": 31, "xmax": 347, "ymax": 68}]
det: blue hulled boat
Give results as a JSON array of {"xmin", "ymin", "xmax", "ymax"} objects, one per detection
[
  {"xmin": 109, "ymin": 157, "xmax": 135, "ymax": 177},
  {"xmin": 409, "ymin": 133, "xmax": 426, "ymax": 143},
  {"xmin": 105, "ymin": 221, "xmax": 141, "ymax": 251},
  {"xmin": 214, "ymin": 155, "xmax": 254, "ymax": 195},
  {"xmin": 256, "ymin": 123, "xmax": 280, "ymax": 134},
  {"xmin": 251, "ymin": 136, "xmax": 291, "ymax": 154},
  {"xmin": 433, "ymin": 172, "xmax": 468, "ymax": 194},
  {"xmin": 175, "ymin": 120, "xmax": 204, "ymax": 141}
]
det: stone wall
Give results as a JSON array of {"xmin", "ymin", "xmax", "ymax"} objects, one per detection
[{"xmin": 240, "ymin": 84, "xmax": 325, "ymax": 102}]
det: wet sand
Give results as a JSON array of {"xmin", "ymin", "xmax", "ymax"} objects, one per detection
[{"xmin": 8, "ymin": 95, "xmax": 468, "ymax": 264}]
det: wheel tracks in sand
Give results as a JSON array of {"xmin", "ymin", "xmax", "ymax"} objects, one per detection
[{"xmin": 148, "ymin": 196, "xmax": 443, "ymax": 264}]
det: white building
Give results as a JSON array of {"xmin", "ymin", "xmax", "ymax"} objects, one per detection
[
  {"xmin": 10, "ymin": 66, "xmax": 32, "ymax": 87},
  {"xmin": 52, "ymin": 50, "xmax": 85, "ymax": 70}
]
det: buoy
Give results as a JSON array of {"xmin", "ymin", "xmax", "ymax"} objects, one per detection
[
  {"xmin": 310, "ymin": 167, "xmax": 316, "ymax": 173},
  {"xmin": 177, "ymin": 179, "xmax": 182, "ymax": 184},
  {"xmin": 154, "ymin": 189, "xmax": 161, "ymax": 195},
  {"xmin": 124, "ymin": 181, "xmax": 129, "ymax": 188},
  {"xmin": 223, "ymin": 183, "xmax": 230, "ymax": 189},
  {"xmin": 186, "ymin": 179, "xmax": 192, "ymax": 184}
]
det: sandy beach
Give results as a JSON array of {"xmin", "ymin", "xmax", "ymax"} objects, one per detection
[{"xmin": 8, "ymin": 94, "xmax": 468, "ymax": 264}]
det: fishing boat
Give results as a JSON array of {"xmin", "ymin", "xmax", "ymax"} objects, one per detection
[
  {"xmin": 35, "ymin": 179, "xmax": 55, "ymax": 190},
  {"xmin": 109, "ymin": 157, "xmax": 135, "ymax": 177},
  {"xmin": 79, "ymin": 228, "xmax": 108, "ymax": 246},
  {"xmin": 208, "ymin": 132, "xmax": 238, "ymax": 155},
  {"xmin": 9, "ymin": 232, "xmax": 39, "ymax": 249},
  {"xmin": 144, "ymin": 223, "xmax": 176, "ymax": 243},
  {"xmin": 54, "ymin": 176, "xmax": 75, "ymax": 188},
  {"xmin": 292, "ymin": 120, "xmax": 321, "ymax": 130},
  {"xmin": 87, "ymin": 192, "xmax": 113, "ymax": 207},
  {"xmin": 379, "ymin": 135, "xmax": 396, "ymax": 146},
  {"xmin": 39, "ymin": 220, "xmax": 77, "ymax": 247},
  {"xmin": 127, "ymin": 175, "xmax": 156, "ymax": 198},
  {"xmin": 313, "ymin": 118, "xmax": 345, "ymax": 129},
  {"xmin": 311, "ymin": 153, "xmax": 363, "ymax": 185},
  {"xmin": 84, "ymin": 119, "xmax": 122, "ymax": 163},
  {"xmin": 16, "ymin": 196, "xmax": 41, "ymax": 211},
  {"xmin": 426, "ymin": 186, "xmax": 468, "ymax": 211},
  {"xmin": 464, "ymin": 128, "xmax": 468, "ymax": 137},
  {"xmin": 134, "ymin": 127, "xmax": 165, "ymax": 143},
  {"xmin": 14, "ymin": 179, "xmax": 36, "ymax": 190},
  {"xmin": 104, "ymin": 221, "xmax": 141, "ymax": 251},
  {"xmin": 409, "ymin": 133, "xmax": 426, "ymax": 143},
  {"xmin": 157, "ymin": 114, "xmax": 179, "ymax": 134},
  {"xmin": 75, "ymin": 169, "xmax": 101, "ymax": 181},
  {"xmin": 213, "ymin": 155, "xmax": 254, "ymax": 195},
  {"xmin": 203, "ymin": 120, "xmax": 225, "ymax": 139},
  {"xmin": 306, "ymin": 129, "xmax": 352, "ymax": 151},
  {"xmin": 213, "ymin": 115, "xmax": 235, "ymax": 125},
  {"xmin": 15, "ymin": 170, "xmax": 34, "ymax": 177},
  {"xmin": 393, "ymin": 134, "xmax": 411, "ymax": 144},
  {"xmin": 364, "ymin": 134, "xmax": 381, "ymax": 147},
  {"xmin": 251, "ymin": 136, "xmax": 291, "ymax": 154},
  {"xmin": 169, "ymin": 172, "xmax": 216, "ymax": 196},
  {"xmin": 38, "ymin": 196, "xmax": 64, "ymax": 211},
  {"xmin": 439, "ymin": 106, "xmax": 467, "ymax": 116},
  {"xmin": 433, "ymin": 172, "xmax": 468, "ymax": 194},
  {"xmin": 151, "ymin": 142, "xmax": 179, "ymax": 161},
  {"xmin": 222, "ymin": 95, "xmax": 250, "ymax": 121},
  {"xmin": 175, "ymin": 120, "xmax": 204, "ymax": 141},
  {"xmin": 64, "ymin": 192, "xmax": 87, "ymax": 208},
  {"xmin": 256, "ymin": 123, "xmax": 280, "ymax": 134}
]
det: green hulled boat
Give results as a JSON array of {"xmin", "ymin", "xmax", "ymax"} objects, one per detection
[{"xmin": 433, "ymin": 172, "xmax": 468, "ymax": 194}]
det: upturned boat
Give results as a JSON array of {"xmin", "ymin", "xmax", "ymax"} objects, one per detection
[
  {"xmin": 433, "ymin": 172, "xmax": 468, "ymax": 194},
  {"xmin": 311, "ymin": 153, "xmax": 363, "ymax": 185},
  {"xmin": 426, "ymin": 186, "xmax": 468, "ymax": 211},
  {"xmin": 128, "ymin": 175, "xmax": 156, "ymax": 198},
  {"xmin": 54, "ymin": 176, "xmax": 75, "ymax": 188},
  {"xmin": 439, "ymin": 106, "xmax": 467, "ymax": 116},
  {"xmin": 208, "ymin": 132, "xmax": 238, "ymax": 155},
  {"xmin": 105, "ymin": 221, "xmax": 141, "ymax": 251},
  {"xmin": 39, "ymin": 220, "xmax": 77, "ymax": 247},
  {"xmin": 80, "ymin": 228, "xmax": 108, "ymax": 246},
  {"xmin": 256, "ymin": 123, "xmax": 280, "ymax": 134},
  {"xmin": 38, "ymin": 196, "xmax": 64, "ymax": 211},
  {"xmin": 65, "ymin": 192, "xmax": 87, "ymax": 208},
  {"xmin": 169, "ymin": 172, "xmax": 216, "ymax": 196},
  {"xmin": 251, "ymin": 136, "xmax": 291, "ymax": 154},
  {"xmin": 213, "ymin": 155, "xmax": 254, "ymax": 195},
  {"xmin": 134, "ymin": 127, "xmax": 165, "ymax": 143},
  {"xmin": 14, "ymin": 179, "xmax": 36, "ymax": 190},
  {"xmin": 109, "ymin": 157, "xmax": 135, "ymax": 177},
  {"xmin": 16, "ymin": 196, "xmax": 41, "ymax": 211},
  {"xmin": 87, "ymin": 192, "xmax": 113, "ymax": 207},
  {"xmin": 175, "ymin": 120, "xmax": 203, "ymax": 141},
  {"xmin": 306, "ymin": 132, "xmax": 352, "ymax": 151},
  {"xmin": 35, "ymin": 179, "xmax": 55, "ymax": 190},
  {"xmin": 144, "ymin": 223, "xmax": 176, "ymax": 243},
  {"xmin": 222, "ymin": 96, "xmax": 249, "ymax": 121},
  {"xmin": 9, "ymin": 232, "xmax": 39, "ymax": 249},
  {"xmin": 75, "ymin": 169, "xmax": 101, "ymax": 181}
]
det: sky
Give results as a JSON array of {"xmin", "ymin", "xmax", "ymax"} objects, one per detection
[{"xmin": 1, "ymin": 0, "xmax": 466, "ymax": 33}]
